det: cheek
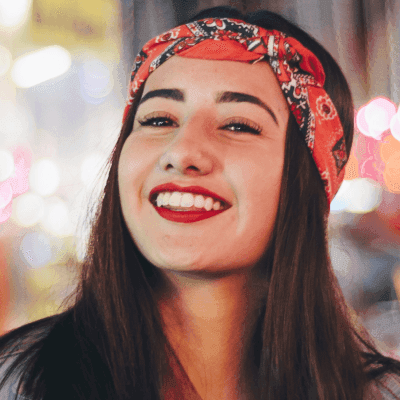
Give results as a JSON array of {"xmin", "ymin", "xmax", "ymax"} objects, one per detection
[
  {"xmin": 226, "ymin": 151, "xmax": 283, "ymax": 241},
  {"xmin": 118, "ymin": 138, "xmax": 155, "ymax": 218},
  {"xmin": 119, "ymin": 137, "xmax": 157, "ymax": 190},
  {"xmin": 228, "ymin": 153, "xmax": 283, "ymax": 205}
]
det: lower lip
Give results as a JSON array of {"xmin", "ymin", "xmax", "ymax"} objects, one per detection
[{"xmin": 154, "ymin": 206, "xmax": 226, "ymax": 223}]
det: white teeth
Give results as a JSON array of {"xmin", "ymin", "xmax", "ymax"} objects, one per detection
[
  {"xmin": 204, "ymin": 197, "xmax": 213, "ymax": 211},
  {"xmin": 181, "ymin": 193, "xmax": 194, "ymax": 208},
  {"xmin": 169, "ymin": 192, "xmax": 181, "ymax": 207},
  {"xmin": 162, "ymin": 192, "xmax": 171, "ymax": 206},
  {"xmin": 194, "ymin": 195, "xmax": 205, "ymax": 208},
  {"xmin": 154, "ymin": 191, "xmax": 226, "ymax": 211},
  {"xmin": 156, "ymin": 193, "xmax": 164, "ymax": 207}
]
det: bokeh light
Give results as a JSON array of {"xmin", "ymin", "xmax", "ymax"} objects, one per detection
[
  {"xmin": 11, "ymin": 46, "xmax": 71, "ymax": 88},
  {"xmin": 390, "ymin": 111, "xmax": 400, "ymax": 142},
  {"xmin": 0, "ymin": 0, "xmax": 32, "ymax": 28},
  {"xmin": 14, "ymin": 192, "xmax": 45, "ymax": 227},
  {"xmin": 0, "ymin": 181, "xmax": 12, "ymax": 209},
  {"xmin": 41, "ymin": 197, "xmax": 73, "ymax": 237},
  {"xmin": 346, "ymin": 178, "xmax": 383, "ymax": 213},
  {"xmin": 0, "ymin": 149, "xmax": 15, "ymax": 182},
  {"xmin": 0, "ymin": 45, "xmax": 12, "ymax": 77},
  {"xmin": 356, "ymin": 97, "xmax": 397, "ymax": 139},
  {"xmin": 19, "ymin": 232, "xmax": 52, "ymax": 269},
  {"xmin": 330, "ymin": 180, "xmax": 352, "ymax": 213},
  {"xmin": 330, "ymin": 178, "xmax": 382, "ymax": 213},
  {"xmin": 380, "ymin": 135, "xmax": 400, "ymax": 163},
  {"xmin": 79, "ymin": 59, "xmax": 113, "ymax": 104},
  {"xmin": 29, "ymin": 158, "xmax": 60, "ymax": 196},
  {"xmin": 356, "ymin": 106, "xmax": 369, "ymax": 136},
  {"xmin": 383, "ymin": 153, "xmax": 400, "ymax": 193},
  {"xmin": 8, "ymin": 147, "xmax": 32, "ymax": 198}
]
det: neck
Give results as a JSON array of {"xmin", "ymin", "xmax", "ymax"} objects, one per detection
[{"xmin": 156, "ymin": 267, "xmax": 266, "ymax": 399}]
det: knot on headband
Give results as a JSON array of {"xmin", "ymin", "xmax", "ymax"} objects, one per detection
[{"xmin": 123, "ymin": 17, "xmax": 348, "ymax": 206}]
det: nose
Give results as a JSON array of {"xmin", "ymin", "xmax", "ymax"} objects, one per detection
[{"xmin": 158, "ymin": 119, "xmax": 215, "ymax": 176}]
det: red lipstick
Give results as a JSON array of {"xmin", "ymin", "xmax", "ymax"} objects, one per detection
[
  {"xmin": 149, "ymin": 182, "xmax": 231, "ymax": 223},
  {"xmin": 155, "ymin": 208, "xmax": 225, "ymax": 223}
]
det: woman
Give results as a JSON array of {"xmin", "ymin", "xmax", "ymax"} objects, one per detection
[{"xmin": 1, "ymin": 5, "xmax": 400, "ymax": 400}]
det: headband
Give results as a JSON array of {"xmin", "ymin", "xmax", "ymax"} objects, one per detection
[{"xmin": 123, "ymin": 17, "xmax": 348, "ymax": 205}]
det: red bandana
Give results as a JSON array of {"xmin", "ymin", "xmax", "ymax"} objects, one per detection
[{"xmin": 123, "ymin": 18, "xmax": 348, "ymax": 205}]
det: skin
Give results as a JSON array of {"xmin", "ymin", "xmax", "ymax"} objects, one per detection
[{"xmin": 118, "ymin": 56, "xmax": 289, "ymax": 399}]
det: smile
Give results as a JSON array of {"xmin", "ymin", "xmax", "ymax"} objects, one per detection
[{"xmin": 149, "ymin": 183, "xmax": 231, "ymax": 223}]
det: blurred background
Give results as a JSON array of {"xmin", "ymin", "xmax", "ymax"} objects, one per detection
[{"xmin": 1, "ymin": 0, "xmax": 400, "ymax": 359}]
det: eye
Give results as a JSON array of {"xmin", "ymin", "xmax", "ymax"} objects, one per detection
[
  {"xmin": 137, "ymin": 113, "xmax": 178, "ymax": 128},
  {"xmin": 221, "ymin": 118, "xmax": 262, "ymax": 135}
]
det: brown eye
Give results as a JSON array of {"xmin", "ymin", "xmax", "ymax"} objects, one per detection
[
  {"xmin": 221, "ymin": 119, "xmax": 262, "ymax": 135},
  {"xmin": 137, "ymin": 114, "xmax": 178, "ymax": 128}
]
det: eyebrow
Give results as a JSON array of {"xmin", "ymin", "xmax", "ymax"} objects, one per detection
[
  {"xmin": 138, "ymin": 88, "xmax": 279, "ymax": 126},
  {"xmin": 139, "ymin": 88, "xmax": 184, "ymax": 104}
]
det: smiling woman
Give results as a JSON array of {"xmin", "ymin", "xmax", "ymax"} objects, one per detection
[
  {"xmin": 1, "ymin": 5, "xmax": 400, "ymax": 400},
  {"xmin": 118, "ymin": 57, "xmax": 288, "ymax": 275}
]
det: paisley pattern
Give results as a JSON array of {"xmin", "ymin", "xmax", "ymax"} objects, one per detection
[{"xmin": 123, "ymin": 17, "xmax": 348, "ymax": 205}]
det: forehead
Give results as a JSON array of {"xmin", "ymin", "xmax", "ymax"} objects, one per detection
[{"xmin": 141, "ymin": 56, "xmax": 289, "ymax": 118}]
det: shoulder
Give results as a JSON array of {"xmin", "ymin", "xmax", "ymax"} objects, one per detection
[
  {"xmin": 366, "ymin": 372, "xmax": 400, "ymax": 400},
  {"xmin": 0, "ymin": 312, "xmax": 68, "ymax": 400}
]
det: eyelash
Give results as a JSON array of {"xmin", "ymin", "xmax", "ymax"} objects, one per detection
[{"xmin": 137, "ymin": 114, "xmax": 262, "ymax": 135}]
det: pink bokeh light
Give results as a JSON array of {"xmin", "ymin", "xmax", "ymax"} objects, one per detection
[
  {"xmin": 390, "ymin": 111, "xmax": 400, "ymax": 142},
  {"xmin": 356, "ymin": 97, "xmax": 397, "ymax": 139},
  {"xmin": 0, "ymin": 145, "xmax": 32, "ymax": 224},
  {"xmin": 0, "ymin": 182, "xmax": 12, "ymax": 209}
]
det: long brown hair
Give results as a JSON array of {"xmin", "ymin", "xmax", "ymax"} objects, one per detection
[{"xmin": 1, "ymin": 6, "xmax": 400, "ymax": 400}]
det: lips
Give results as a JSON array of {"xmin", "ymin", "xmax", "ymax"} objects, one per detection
[{"xmin": 149, "ymin": 182, "xmax": 231, "ymax": 223}]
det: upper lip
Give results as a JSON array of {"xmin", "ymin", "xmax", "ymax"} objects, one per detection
[{"xmin": 149, "ymin": 183, "xmax": 232, "ymax": 207}]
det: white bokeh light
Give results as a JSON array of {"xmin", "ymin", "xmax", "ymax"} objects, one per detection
[
  {"xmin": 330, "ymin": 180, "xmax": 352, "ymax": 213},
  {"xmin": 41, "ymin": 197, "xmax": 73, "ymax": 237},
  {"xmin": 390, "ymin": 111, "xmax": 400, "ymax": 141},
  {"xmin": 11, "ymin": 46, "xmax": 71, "ymax": 88},
  {"xmin": 346, "ymin": 178, "xmax": 382, "ymax": 214},
  {"xmin": 0, "ymin": 0, "xmax": 32, "ymax": 28},
  {"xmin": 0, "ymin": 148, "xmax": 14, "ymax": 182},
  {"xmin": 29, "ymin": 158, "xmax": 60, "ymax": 196},
  {"xmin": 365, "ymin": 98, "xmax": 397, "ymax": 135},
  {"xmin": 14, "ymin": 192, "xmax": 44, "ymax": 227},
  {"xmin": 331, "ymin": 179, "xmax": 382, "ymax": 214},
  {"xmin": 19, "ymin": 232, "xmax": 52, "ymax": 269},
  {"xmin": 0, "ymin": 45, "xmax": 12, "ymax": 77}
]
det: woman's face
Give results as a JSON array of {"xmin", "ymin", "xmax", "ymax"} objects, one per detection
[{"xmin": 118, "ymin": 56, "xmax": 289, "ymax": 274}]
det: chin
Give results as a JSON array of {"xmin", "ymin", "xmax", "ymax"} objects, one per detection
[{"xmin": 153, "ymin": 254, "xmax": 207, "ymax": 272}]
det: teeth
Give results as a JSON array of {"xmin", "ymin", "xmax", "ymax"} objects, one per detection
[
  {"xmin": 155, "ymin": 191, "xmax": 226, "ymax": 211},
  {"xmin": 181, "ymin": 193, "xmax": 194, "ymax": 207},
  {"xmin": 213, "ymin": 201, "xmax": 220, "ymax": 210},
  {"xmin": 204, "ymin": 197, "xmax": 213, "ymax": 211},
  {"xmin": 156, "ymin": 192, "xmax": 164, "ymax": 207},
  {"xmin": 169, "ymin": 192, "xmax": 181, "ymax": 207},
  {"xmin": 194, "ymin": 195, "xmax": 205, "ymax": 208},
  {"xmin": 162, "ymin": 192, "xmax": 171, "ymax": 206}
]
